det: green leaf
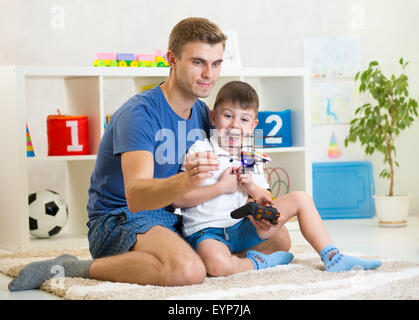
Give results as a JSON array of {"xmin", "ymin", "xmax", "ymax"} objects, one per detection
[
  {"xmin": 347, "ymin": 58, "xmax": 417, "ymax": 186},
  {"xmin": 361, "ymin": 70, "xmax": 369, "ymax": 82}
]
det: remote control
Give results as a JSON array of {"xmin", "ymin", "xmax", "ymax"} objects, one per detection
[{"xmin": 230, "ymin": 201, "xmax": 280, "ymax": 225}]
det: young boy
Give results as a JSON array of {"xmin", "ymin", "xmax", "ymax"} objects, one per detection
[
  {"xmin": 173, "ymin": 81, "xmax": 293, "ymax": 276},
  {"xmin": 173, "ymin": 81, "xmax": 382, "ymax": 277}
]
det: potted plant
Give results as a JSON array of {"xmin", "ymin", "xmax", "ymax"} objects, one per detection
[{"xmin": 345, "ymin": 58, "xmax": 418, "ymax": 227}]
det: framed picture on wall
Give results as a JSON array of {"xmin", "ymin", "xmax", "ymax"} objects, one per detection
[{"xmin": 223, "ymin": 30, "xmax": 241, "ymax": 68}]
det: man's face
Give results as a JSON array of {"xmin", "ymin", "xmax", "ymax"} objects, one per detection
[{"xmin": 170, "ymin": 41, "xmax": 224, "ymax": 99}]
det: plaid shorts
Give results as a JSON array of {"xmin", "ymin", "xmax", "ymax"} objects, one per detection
[{"xmin": 87, "ymin": 207, "xmax": 182, "ymax": 259}]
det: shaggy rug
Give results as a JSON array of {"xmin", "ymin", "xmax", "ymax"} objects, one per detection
[{"xmin": 1, "ymin": 244, "xmax": 419, "ymax": 300}]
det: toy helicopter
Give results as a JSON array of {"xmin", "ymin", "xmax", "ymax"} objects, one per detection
[{"xmin": 212, "ymin": 129, "xmax": 271, "ymax": 174}]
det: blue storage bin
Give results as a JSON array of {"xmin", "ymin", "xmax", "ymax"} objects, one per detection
[
  {"xmin": 256, "ymin": 110, "xmax": 292, "ymax": 148},
  {"xmin": 312, "ymin": 161, "xmax": 375, "ymax": 219}
]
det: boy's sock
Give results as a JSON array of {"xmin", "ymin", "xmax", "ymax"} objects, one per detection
[
  {"xmin": 8, "ymin": 254, "xmax": 94, "ymax": 291},
  {"xmin": 246, "ymin": 250, "xmax": 294, "ymax": 270},
  {"xmin": 320, "ymin": 244, "xmax": 382, "ymax": 273}
]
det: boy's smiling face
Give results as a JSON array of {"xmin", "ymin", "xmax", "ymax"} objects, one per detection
[{"xmin": 210, "ymin": 102, "xmax": 258, "ymax": 152}]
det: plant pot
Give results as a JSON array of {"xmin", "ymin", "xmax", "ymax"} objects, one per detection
[{"xmin": 373, "ymin": 194, "xmax": 410, "ymax": 227}]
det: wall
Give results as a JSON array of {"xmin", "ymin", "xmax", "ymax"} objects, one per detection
[{"xmin": 1, "ymin": 0, "xmax": 418, "ymax": 215}]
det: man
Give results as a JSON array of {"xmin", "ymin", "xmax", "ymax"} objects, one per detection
[{"xmin": 9, "ymin": 17, "xmax": 291, "ymax": 291}]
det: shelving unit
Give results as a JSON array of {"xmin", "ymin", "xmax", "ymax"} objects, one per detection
[{"xmin": 0, "ymin": 66, "xmax": 311, "ymax": 251}]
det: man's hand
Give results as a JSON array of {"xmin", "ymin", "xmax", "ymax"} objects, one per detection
[{"xmin": 184, "ymin": 151, "xmax": 220, "ymax": 189}]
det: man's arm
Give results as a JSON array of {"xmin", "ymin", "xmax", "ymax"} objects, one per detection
[
  {"xmin": 121, "ymin": 150, "xmax": 219, "ymax": 212},
  {"xmin": 172, "ymin": 167, "xmax": 239, "ymax": 208},
  {"xmin": 172, "ymin": 184, "xmax": 224, "ymax": 209}
]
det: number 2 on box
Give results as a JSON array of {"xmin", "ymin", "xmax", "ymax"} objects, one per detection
[{"xmin": 265, "ymin": 114, "xmax": 283, "ymax": 144}]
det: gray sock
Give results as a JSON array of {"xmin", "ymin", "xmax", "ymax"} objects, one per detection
[
  {"xmin": 8, "ymin": 254, "xmax": 94, "ymax": 291},
  {"xmin": 61, "ymin": 259, "xmax": 93, "ymax": 278}
]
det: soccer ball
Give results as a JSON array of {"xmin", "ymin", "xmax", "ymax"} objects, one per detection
[{"xmin": 28, "ymin": 190, "xmax": 68, "ymax": 238}]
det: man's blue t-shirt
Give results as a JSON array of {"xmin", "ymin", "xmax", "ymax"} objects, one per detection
[{"xmin": 87, "ymin": 84, "xmax": 211, "ymax": 219}]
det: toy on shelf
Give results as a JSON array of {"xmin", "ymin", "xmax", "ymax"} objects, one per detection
[
  {"xmin": 104, "ymin": 113, "xmax": 113, "ymax": 129},
  {"xmin": 93, "ymin": 50, "xmax": 169, "ymax": 68},
  {"xmin": 26, "ymin": 123, "xmax": 35, "ymax": 157},
  {"xmin": 28, "ymin": 189, "xmax": 68, "ymax": 238},
  {"xmin": 47, "ymin": 109, "xmax": 90, "ymax": 156},
  {"xmin": 141, "ymin": 83, "xmax": 159, "ymax": 92},
  {"xmin": 230, "ymin": 200, "xmax": 280, "ymax": 225}
]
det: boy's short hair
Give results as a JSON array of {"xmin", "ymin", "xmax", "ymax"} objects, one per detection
[
  {"xmin": 214, "ymin": 81, "xmax": 259, "ymax": 115},
  {"xmin": 168, "ymin": 17, "xmax": 227, "ymax": 58}
]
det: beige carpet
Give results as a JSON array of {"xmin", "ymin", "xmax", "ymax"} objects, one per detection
[{"xmin": 1, "ymin": 244, "xmax": 419, "ymax": 300}]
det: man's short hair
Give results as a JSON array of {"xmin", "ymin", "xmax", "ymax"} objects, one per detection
[
  {"xmin": 168, "ymin": 17, "xmax": 227, "ymax": 58},
  {"xmin": 214, "ymin": 81, "xmax": 259, "ymax": 115}
]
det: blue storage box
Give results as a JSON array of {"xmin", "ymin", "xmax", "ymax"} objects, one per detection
[
  {"xmin": 312, "ymin": 161, "xmax": 375, "ymax": 219},
  {"xmin": 256, "ymin": 110, "xmax": 292, "ymax": 148}
]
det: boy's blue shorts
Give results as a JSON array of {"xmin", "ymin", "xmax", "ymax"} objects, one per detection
[
  {"xmin": 185, "ymin": 218, "xmax": 266, "ymax": 253},
  {"xmin": 87, "ymin": 207, "xmax": 182, "ymax": 259}
]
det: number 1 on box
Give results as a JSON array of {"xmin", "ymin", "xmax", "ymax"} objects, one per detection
[{"xmin": 66, "ymin": 120, "xmax": 83, "ymax": 152}]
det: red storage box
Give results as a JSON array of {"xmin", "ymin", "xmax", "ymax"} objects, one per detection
[{"xmin": 47, "ymin": 115, "xmax": 90, "ymax": 156}]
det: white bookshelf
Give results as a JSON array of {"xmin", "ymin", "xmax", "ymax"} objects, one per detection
[{"xmin": 0, "ymin": 66, "xmax": 311, "ymax": 251}]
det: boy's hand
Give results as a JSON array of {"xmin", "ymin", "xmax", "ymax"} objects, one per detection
[
  {"xmin": 238, "ymin": 171, "xmax": 255, "ymax": 193},
  {"xmin": 218, "ymin": 167, "xmax": 239, "ymax": 194},
  {"xmin": 248, "ymin": 213, "xmax": 281, "ymax": 239},
  {"xmin": 249, "ymin": 195, "xmax": 281, "ymax": 239},
  {"xmin": 238, "ymin": 171, "xmax": 252, "ymax": 185},
  {"xmin": 184, "ymin": 151, "xmax": 219, "ymax": 189},
  {"xmin": 256, "ymin": 195, "xmax": 274, "ymax": 207},
  {"xmin": 248, "ymin": 215, "xmax": 274, "ymax": 231}
]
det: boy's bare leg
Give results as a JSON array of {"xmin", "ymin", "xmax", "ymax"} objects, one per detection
[
  {"xmin": 89, "ymin": 225, "xmax": 206, "ymax": 286},
  {"xmin": 236, "ymin": 191, "xmax": 331, "ymax": 257},
  {"xmin": 271, "ymin": 191, "xmax": 333, "ymax": 254},
  {"xmin": 246, "ymin": 224, "xmax": 291, "ymax": 255},
  {"xmin": 272, "ymin": 191, "xmax": 381, "ymax": 272},
  {"xmin": 197, "ymin": 237, "xmax": 293, "ymax": 276},
  {"xmin": 240, "ymin": 192, "xmax": 381, "ymax": 273},
  {"xmin": 197, "ymin": 239, "xmax": 254, "ymax": 276}
]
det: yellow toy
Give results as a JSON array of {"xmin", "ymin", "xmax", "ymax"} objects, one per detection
[{"xmin": 93, "ymin": 50, "xmax": 169, "ymax": 67}]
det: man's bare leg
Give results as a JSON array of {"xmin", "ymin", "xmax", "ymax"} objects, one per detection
[
  {"xmin": 89, "ymin": 226, "xmax": 206, "ymax": 286},
  {"xmin": 8, "ymin": 225, "xmax": 206, "ymax": 291}
]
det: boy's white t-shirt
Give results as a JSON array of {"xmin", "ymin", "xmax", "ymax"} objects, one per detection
[{"xmin": 180, "ymin": 135, "xmax": 270, "ymax": 237}]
